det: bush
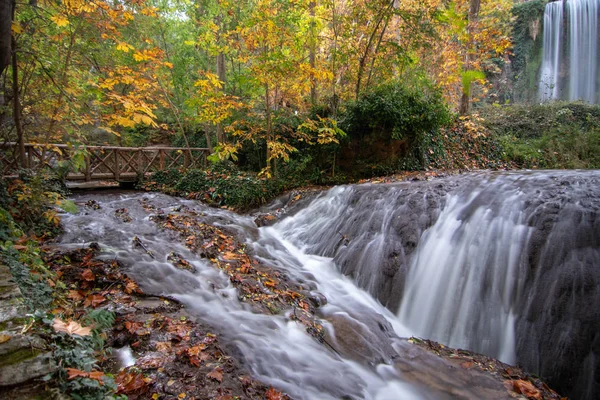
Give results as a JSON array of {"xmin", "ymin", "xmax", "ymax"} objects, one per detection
[
  {"xmin": 340, "ymin": 79, "xmax": 452, "ymax": 172},
  {"xmin": 342, "ymin": 79, "xmax": 451, "ymax": 142}
]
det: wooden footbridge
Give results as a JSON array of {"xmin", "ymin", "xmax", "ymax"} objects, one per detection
[{"xmin": 0, "ymin": 142, "xmax": 210, "ymax": 182}]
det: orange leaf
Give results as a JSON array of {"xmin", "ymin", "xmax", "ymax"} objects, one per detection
[
  {"xmin": 155, "ymin": 342, "xmax": 172, "ymax": 353},
  {"xmin": 84, "ymin": 294, "xmax": 106, "ymax": 308},
  {"xmin": 265, "ymin": 387, "xmax": 284, "ymax": 400},
  {"xmin": 512, "ymin": 380, "xmax": 541, "ymax": 400},
  {"xmin": 187, "ymin": 344, "xmax": 207, "ymax": 357},
  {"xmin": 66, "ymin": 368, "xmax": 105, "ymax": 383},
  {"xmin": 125, "ymin": 279, "xmax": 141, "ymax": 294},
  {"xmin": 68, "ymin": 290, "xmax": 85, "ymax": 301}
]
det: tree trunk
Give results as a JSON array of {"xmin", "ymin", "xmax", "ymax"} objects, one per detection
[
  {"xmin": 355, "ymin": 0, "xmax": 394, "ymax": 100},
  {"xmin": 216, "ymin": 52, "xmax": 226, "ymax": 144},
  {"xmin": 0, "ymin": 0, "xmax": 13, "ymax": 75},
  {"xmin": 11, "ymin": 35, "xmax": 25, "ymax": 167},
  {"xmin": 265, "ymin": 83, "xmax": 274, "ymax": 175},
  {"xmin": 459, "ymin": 0, "xmax": 481, "ymax": 115},
  {"xmin": 216, "ymin": 5, "xmax": 226, "ymax": 144},
  {"xmin": 204, "ymin": 123, "xmax": 213, "ymax": 153},
  {"xmin": 309, "ymin": 0, "xmax": 317, "ymax": 106}
]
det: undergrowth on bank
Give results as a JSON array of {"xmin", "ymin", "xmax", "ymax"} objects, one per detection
[
  {"xmin": 140, "ymin": 161, "xmax": 326, "ymax": 211},
  {"xmin": 480, "ymin": 102, "xmax": 600, "ymax": 169},
  {"xmin": 0, "ymin": 170, "xmax": 119, "ymax": 399}
]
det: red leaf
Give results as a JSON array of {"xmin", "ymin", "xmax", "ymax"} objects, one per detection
[
  {"xmin": 116, "ymin": 370, "xmax": 151, "ymax": 395},
  {"xmin": 81, "ymin": 268, "xmax": 95, "ymax": 281},
  {"xmin": 207, "ymin": 367, "xmax": 223, "ymax": 382}
]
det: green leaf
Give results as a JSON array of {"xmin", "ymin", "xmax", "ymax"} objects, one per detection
[{"xmin": 59, "ymin": 200, "xmax": 79, "ymax": 214}]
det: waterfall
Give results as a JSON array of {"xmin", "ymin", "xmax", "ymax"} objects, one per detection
[
  {"xmin": 538, "ymin": 0, "xmax": 600, "ymax": 104},
  {"xmin": 539, "ymin": 1, "xmax": 564, "ymax": 101}
]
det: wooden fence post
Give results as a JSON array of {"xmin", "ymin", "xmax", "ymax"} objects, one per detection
[
  {"xmin": 114, "ymin": 149, "xmax": 120, "ymax": 181},
  {"xmin": 184, "ymin": 150, "xmax": 190, "ymax": 168},
  {"xmin": 85, "ymin": 153, "xmax": 91, "ymax": 182}
]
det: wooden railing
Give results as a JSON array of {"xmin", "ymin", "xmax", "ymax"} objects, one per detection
[{"xmin": 0, "ymin": 142, "xmax": 210, "ymax": 181}]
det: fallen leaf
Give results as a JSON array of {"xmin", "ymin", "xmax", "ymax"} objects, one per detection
[
  {"xmin": 0, "ymin": 334, "xmax": 11, "ymax": 344},
  {"xmin": 81, "ymin": 268, "xmax": 95, "ymax": 281},
  {"xmin": 84, "ymin": 294, "xmax": 106, "ymax": 308},
  {"xmin": 66, "ymin": 368, "xmax": 105, "ymax": 383},
  {"xmin": 187, "ymin": 344, "xmax": 207, "ymax": 357},
  {"xmin": 512, "ymin": 379, "xmax": 541, "ymax": 400},
  {"xmin": 207, "ymin": 366, "xmax": 223, "ymax": 382},
  {"xmin": 116, "ymin": 370, "xmax": 151, "ymax": 395},
  {"xmin": 125, "ymin": 321, "xmax": 143, "ymax": 334},
  {"xmin": 155, "ymin": 342, "xmax": 172, "ymax": 353},
  {"xmin": 125, "ymin": 279, "xmax": 141, "ymax": 294},
  {"xmin": 68, "ymin": 290, "xmax": 85, "ymax": 301},
  {"xmin": 265, "ymin": 387, "xmax": 284, "ymax": 400},
  {"xmin": 53, "ymin": 318, "xmax": 92, "ymax": 336}
]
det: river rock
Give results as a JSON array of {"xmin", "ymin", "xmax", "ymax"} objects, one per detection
[{"xmin": 254, "ymin": 213, "xmax": 278, "ymax": 227}]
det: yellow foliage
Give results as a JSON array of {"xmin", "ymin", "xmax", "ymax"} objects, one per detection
[{"xmin": 50, "ymin": 14, "xmax": 70, "ymax": 27}]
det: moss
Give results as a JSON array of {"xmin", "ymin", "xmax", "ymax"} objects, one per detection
[
  {"xmin": 511, "ymin": 0, "xmax": 548, "ymax": 102},
  {"xmin": 0, "ymin": 317, "xmax": 30, "ymax": 332},
  {"xmin": 0, "ymin": 347, "xmax": 43, "ymax": 367}
]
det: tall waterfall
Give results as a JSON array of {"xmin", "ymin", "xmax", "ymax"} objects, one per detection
[{"xmin": 538, "ymin": 0, "xmax": 600, "ymax": 103}]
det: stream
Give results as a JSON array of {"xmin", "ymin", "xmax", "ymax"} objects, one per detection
[{"xmin": 58, "ymin": 170, "xmax": 600, "ymax": 399}]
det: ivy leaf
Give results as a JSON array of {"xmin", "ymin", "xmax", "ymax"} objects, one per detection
[{"xmin": 59, "ymin": 200, "xmax": 79, "ymax": 214}]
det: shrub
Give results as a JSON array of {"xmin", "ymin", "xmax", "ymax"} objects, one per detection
[
  {"xmin": 341, "ymin": 79, "xmax": 451, "ymax": 142},
  {"xmin": 340, "ymin": 79, "xmax": 452, "ymax": 171}
]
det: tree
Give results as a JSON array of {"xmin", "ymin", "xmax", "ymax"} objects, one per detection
[{"xmin": 459, "ymin": 0, "xmax": 481, "ymax": 115}]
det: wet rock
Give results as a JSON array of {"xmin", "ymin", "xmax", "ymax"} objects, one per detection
[
  {"xmin": 308, "ymin": 291, "xmax": 327, "ymax": 308},
  {"xmin": 0, "ymin": 351, "xmax": 56, "ymax": 386},
  {"xmin": 325, "ymin": 312, "xmax": 396, "ymax": 365},
  {"xmin": 254, "ymin": 213, "xmax": 278, "ymax": 227},
  {"xmin": 85, "ymin": 199, "xmax": 101, "ymax": 210},
  {"xmin": 167, "ymin": 252, "xmax": 195, "ymax": 272},
  {"xmin": 0, "ymin": 335, "xmax": 55, "ymax": 386}
]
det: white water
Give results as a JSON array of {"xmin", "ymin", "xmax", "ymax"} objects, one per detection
[
  {"xmin": 397, "ymin": 191, "xmax": 531, "ymax": 364},
  {"xmin": 538, "ymin": 0, "xmax": 600, "ymax": 103},
  {"xmin": 539, "ymin": 1, "xmax": 564, "ymax": 101}
]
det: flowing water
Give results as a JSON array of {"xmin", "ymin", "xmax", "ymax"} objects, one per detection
[
  {"xmin": 59, "ymin": 190, "xmax": 511, "ymax": 399},
  {"xmin": 59, "ymin": 170, "xmax": 600, "ymax": 399},
  {"xmin": 538, "ymin": 0, "xmax": 599, "ymax": 103}
]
